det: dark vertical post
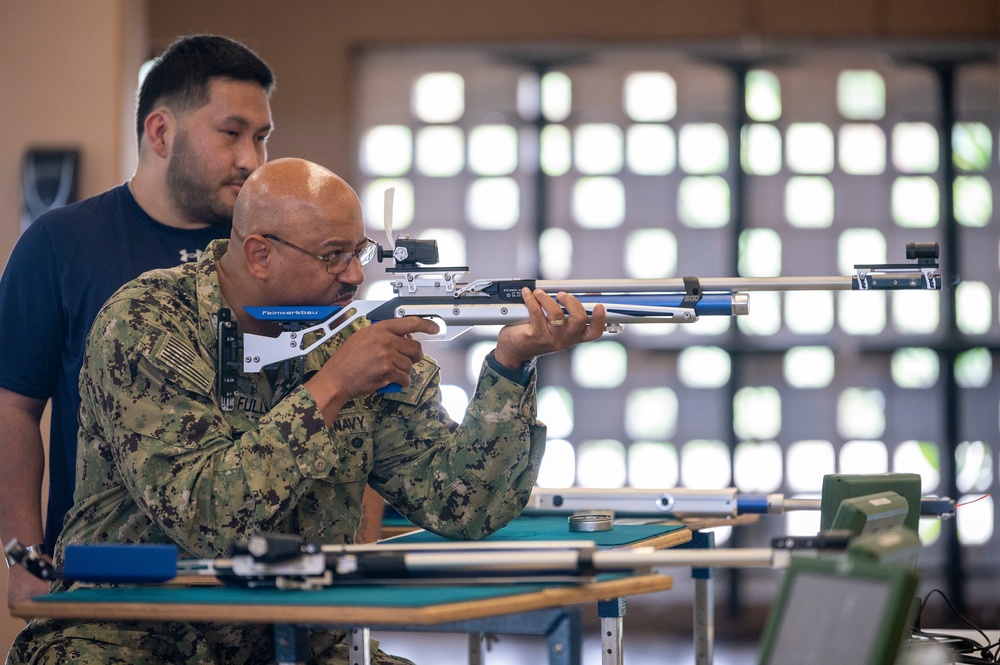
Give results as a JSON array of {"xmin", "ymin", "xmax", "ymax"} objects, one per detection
[
  {"xmin": 932, "ymin": 62, "xmax": 965, "ymax": 613},
  {"xmin": 723, "ymin": 60, "xmax": 750, "ymax": 619}
]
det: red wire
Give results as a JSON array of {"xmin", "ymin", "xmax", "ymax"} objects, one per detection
[{"xmin": 955, "ymin": 493, "xmax": 991, "ymax": 508}]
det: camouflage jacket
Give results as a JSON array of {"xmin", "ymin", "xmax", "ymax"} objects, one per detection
[{"xmin": 61, "ymin": 239, "xmax": 544, "ymax": 566}]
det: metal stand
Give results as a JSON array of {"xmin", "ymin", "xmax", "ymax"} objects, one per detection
[
  {"xmin": 680, "ymin": 530, "xmax": 717, "ymax": 665},
  {"xmin": 597, "ymin": 597, "xmax": 626, "ymax": 665},
  {"xmin": 348, "ymin": 627, "xmax": 372, "ymax": 665}
]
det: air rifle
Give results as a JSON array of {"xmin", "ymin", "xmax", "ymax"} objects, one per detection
[
  {"xmin": 225, "ymin": 237, "xmax": 940, "ymax": 376},
  {"xmin": 5, "ymin": 534, "xmax": 791, "ymax": 591},
  {"xmin": 524, "ymin": 487, "xmax": 956, "ymax": 520}
]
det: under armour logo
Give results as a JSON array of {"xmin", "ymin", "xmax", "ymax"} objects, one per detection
[{"xmin": 179, "ymin": 249, "xmax": 203, "ymax": 263}]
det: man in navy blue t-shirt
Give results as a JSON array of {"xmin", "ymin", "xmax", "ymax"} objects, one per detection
[{"xmin": 0, "ymin": 34, "xmax": 274, "ymax": 613}]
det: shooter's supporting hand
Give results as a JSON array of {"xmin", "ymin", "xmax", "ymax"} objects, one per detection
[{"xmin": 493, "ymin": 288, "xmax": 607, "ymax": 370}]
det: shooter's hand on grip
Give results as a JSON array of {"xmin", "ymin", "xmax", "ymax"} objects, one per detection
[
  {"xmin": 306, "ymin": 316, "xmax": 440, "ymax": 424},
  {"xmin": 494, "ymin": 288, "xmax": 607, "ymax": 370}
]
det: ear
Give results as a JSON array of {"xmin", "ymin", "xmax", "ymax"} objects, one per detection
[
  {"xmin": 142, "ymin": 107, "xmax": 174, "ymax": 159},
  {"xmin": 243, "ymin": 234, "xmax": 272, "ymax": 280}
]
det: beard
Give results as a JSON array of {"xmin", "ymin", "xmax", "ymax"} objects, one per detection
[{"xmin": 165, "ymin": 129, "xmax": 239, "ymax": 227}]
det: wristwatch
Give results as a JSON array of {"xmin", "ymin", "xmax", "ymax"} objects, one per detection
[{"xmin": 486, "ymin": 350, "xmax": 536, "ymax": 386}]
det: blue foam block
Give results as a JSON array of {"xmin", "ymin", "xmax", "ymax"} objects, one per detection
[{"xmin": 63, "ymin": 544, "xmax": 179, "ymax": 583}]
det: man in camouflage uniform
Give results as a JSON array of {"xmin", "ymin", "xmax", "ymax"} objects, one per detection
[{"xmin": 8, "ymin": 158, "xmax": 606, "ymax": 664}]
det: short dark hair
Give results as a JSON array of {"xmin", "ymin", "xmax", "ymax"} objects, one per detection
[{"xmin": 136, "ymin": 34, "xmax": 275, "ymax": 145}]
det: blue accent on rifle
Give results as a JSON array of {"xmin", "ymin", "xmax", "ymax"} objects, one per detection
[
  {"xmin": 737, "ymin": 495, "xmax": 771, "ymax": 514},
  {"xmin": 576, "ymin": 293, "xmax": 735, "ymax": 316},
  {"xmin": 63, "ymin": 544, "xmax": 178, "ymax": 583}
]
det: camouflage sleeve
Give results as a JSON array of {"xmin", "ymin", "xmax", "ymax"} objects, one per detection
[
  {"xmin": 370, "ymin": 358, "xmax": 546, "ymax": 540},
  {"xmin": 80, "ymin": 295, "xmax": 339, "ymax": 557}
]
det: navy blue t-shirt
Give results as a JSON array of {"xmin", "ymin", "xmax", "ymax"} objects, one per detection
[{"xmin": 0, "ymin": 183, "xmax": 231, "ymax": 552}]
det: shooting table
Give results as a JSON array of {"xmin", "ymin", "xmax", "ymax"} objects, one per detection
[{"xmin": 14, "ymin": 517, "xmax": 687, "ymax": 665}]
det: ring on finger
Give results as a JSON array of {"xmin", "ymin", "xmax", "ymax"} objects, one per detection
[{"xmin": 549, "ymin": 318, "xmax": 566, "ymax": 327}]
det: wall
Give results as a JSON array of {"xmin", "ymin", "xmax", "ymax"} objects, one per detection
[
  {"xmin": 144, "ymin": 0, "xmax": 999, "ymax": 179},
  {"xmin": 0, "ymin": 0, "xmax": 148, "ymax": 654}
]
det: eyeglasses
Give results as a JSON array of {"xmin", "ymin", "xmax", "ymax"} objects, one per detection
[{"xmin": 263, "ymin": 234, "xmax": 379, "ymax": 274}]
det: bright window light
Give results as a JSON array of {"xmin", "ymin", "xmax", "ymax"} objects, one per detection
[
  {"xmin": 573, "ymin": 177, "xmax": 625, "ymax": 229},
  {"xmin": 468, "ymin": 124, "xmax": 518, "ymax": 176},
  {"xmin": 839, "ymin": 291, "xmax": 886, "ymax": 335},
  {"xmin": 628, "ymin": 442, "xmax": 679, "ymax": 488},
  {"xmin": 678, "ymin": 176, "xmax": 730, "ymax": 228},
  {"xmin": 466, "ymin": 178, "xmax": 519, "ymax": 230},
  {"xmin": 734, "ymin": 386, "xmax": 781, "ymax": 440},
  {"xmin": 413, "ymin": 72, "xmax": 464, "ymax": 123},
  {"xmin": 538, "ymin": 386, "xmax": 574, "ymax": 439},
  {"xmin": 892, "ymin": 123, "xmax": 938, "ymax": 173},
  {"xmin": 919, "ymin": 519, "xmax": 942, "ymax": 546},
  {"xmin": 415, "ymin": 126, "xmax": 464, "ymax": 177},
  {"xmin": 786, "ymin": 509, "xmax": 822, "ymax": 537},
  {"xmin": 785, "ymin": 176, "xmax": 834, "ymax": 228},
  {"xmin": 837, "ymin": 388, "xmax": 886, "ymax": 439},
  {"xmin": 784, "ymin": 347, "xmax": 835, "ymax": 388},
  {"xmin": 678, "ymin": 346, "xmax": 731, "ymax": 388},
  {"xmin": 625, "ymin": 229, "xmax": 676, "ymax": 278},
  {"xmin": 540, "ymin": 125, "xmax": 572, "ymax": 176},
  {"xmin": 954, "ymin": 175, "xmax": 992, "ymax": 227},
  {"xmin": 537, "ymin": 439, "xmax": 576, "ymax": 488},
  {"xmin": 839, "ymin": 228, "xmax": 886, "ymax": 275},
  {"xmin": 892, "ymin": 290, "xmax": 940, "ymax": 334},
  {"xmin": 891, "ymin": 348, "xmax": 940, "ymax": 388},
  {"xmin": 626, "ymin": 124, "xmax": 676, "ymax": 175},
  {"xmin": 784, "ymin": 291, "xmax": 834, "ymax": 334},
  {"xmin": 956, "ymin": 440, "xmax": 992, "ymax": 493},
  {"xmin": 734, "ymin": 441, "xmax": 783, "ymax": 492},
  {"xmin": 541, "ymin": 71, "xmax": 572, "ymax": 123},
  {"xmin": 516, "ymin": 71, "xmax": 541, "ymax": 120},
  {"xmin": 893, "ymin": 440, "xmax": 940, "ymax": 493},
  {"xmin": 786, "ymin": 441, "xmax": 834, "ymax": 492},
  {"xmin": 571, "ymin": 340, "xmax": 627, "ymax": 388},
  {"xmin": 465, "ymin": 341, "xmax": 495, "ymax": 384},
  {"xmin": 679, "ymin": 123, "xmax": 729, "ymax": 174},
  {"xmin": 574, "ymin": 123, "xmax": 624, "ymax": 175},
  {"xmin": 738, "ymin": 291, "xmax": 781, "ymax": 336},
  {"xmin": 955, "ymin": 348, "xmax": 992, "ymax": 389},
  {"xmin": 625, "ymin": 387, "xmax": 678, "ymax": 440},
  {"xmin": 957, "ymin": 494, "xmax": 993, "ymax": 546},
  {"xmin": 686, "ymin": 315, "xmax": 731, "ymax": 336},
  {"xmin": 423, "ymin": 227, "xmax": 466, "ymax": 269},
  {"xmin": 624, "ymin": 71, "xmax": 677, "ymax": 121},
  {"xmin": 786, "ymin": 123, "xmax": 834, "ymax": 174},
  {"xmin": 741, "ymin": 123, "xmax": 783, "ymax": 175},
  {"xmin": 739, "ymin": 229, "xmax": 782, "ymax": 278},
  {"xmin": 893, "ymin": 176, "xmax": 940, "ymax": 228},
  {"xmin": 952, "ymin": 122, "xmax": 992, "ymax": 171},
  {"xmin": 955, "ymin": 281, "xmax": 992, "ymax": 335},
  {"xmin": 746, "ymin": 70, "xmax": 782, "ymax": 122},
  {"xmin": 839, "ymin": 123, "xmax": 886, "ymax": 175},
  {"xmin": 680, "ymin": 440, "xmax": 731, "ymax": 488},
  {"xmin": 361, "ymin": 125, "xmax": 413, "ymax": 176},
  {"xmin": 837, "ymin": 70, "xmax": 885, "ymax": 120},
  {"xmin": 577, "ymin": 439, "xmax": 627, "ymax": 488},
  {"xmin": 840, "ymin": 440, "xmax": 888, "ymax": 474},
  {"xmin": 539, "ymin": 228, "xmax": 573, "ymax": 280},
  {"xmin": 363, "ymin": 179, "xmax": 414, "ymax": 232},
  {"xmin": 439, "ymin": 384, "xmax": 470, "ymax": 421}
]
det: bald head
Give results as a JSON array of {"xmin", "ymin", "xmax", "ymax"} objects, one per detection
[{"xmin": 233, "ymin": 157, "xmax": 361, "ymax": 239}]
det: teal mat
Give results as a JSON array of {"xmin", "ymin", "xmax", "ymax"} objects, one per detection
[
  {"xmin": 390, "ymin": 515, "xmax": 684, "ymax": 547},
  {"xmin": 34, "ymin": 580, "xmax": 581, "ymax": 607}
]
